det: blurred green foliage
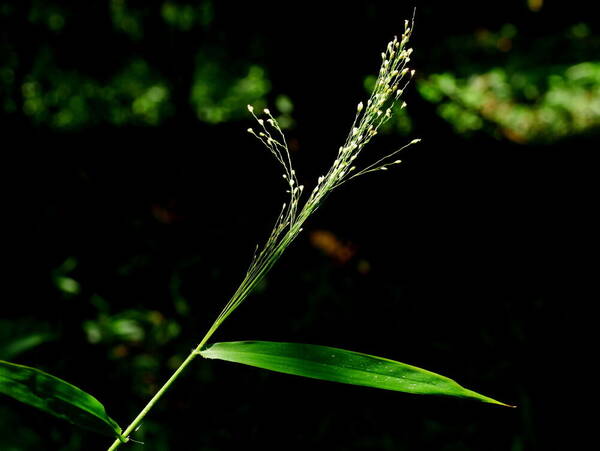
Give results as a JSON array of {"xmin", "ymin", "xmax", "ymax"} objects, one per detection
[
  {"xmin": 190, "ymin": 60, "xmax": 270, "ymax": 124},
  {"xmin": 111, "ymin": 0, "xmax": 144, "ymax": 40},
  {"xmin": 419, "ymin": 62, "xmax": 600, "ymax": 143},
  {"xmin": 3, "ymin": 1, "xmax": 598, "ymax": 143},
  {"xmin": 83, "ymin": 306, "xmax": 180, "ymax": 348},
  {"xmin": 0, "ymin": 320, "xmax": 56, "ymax": 361},
  {"xmin": 161, "ymin": 1, "xmax": 213, "ymax": 31},
  {"xmin": 416, "ymin": 22, "xmax": 600, "ymax": 143},
  {"xmin": 19, "ymin": 52, "xmax": 171, "ymax": 128},
  {"xmin": 1, "ymin": 0, "xmax": 273, "ymax": 129}
]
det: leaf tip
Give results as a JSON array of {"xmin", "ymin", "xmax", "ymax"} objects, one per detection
[
  {"xmin": 463, "ymin": 388, "xmax": 516, "ymax": 408},
  {"xmin": 486, "ymin": 398, "xmax": 517, "ymax": 408}
]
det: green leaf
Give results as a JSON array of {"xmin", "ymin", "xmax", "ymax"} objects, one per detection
[
  {"xmin": 0, "ymin": 360, "xmax": 125, "ymax": 439},
  {"xmin": 200, "ymin": 341, "xmax": 513, "ymax": 407}
]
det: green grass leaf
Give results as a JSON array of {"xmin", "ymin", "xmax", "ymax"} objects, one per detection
[
  {"xmin": 200, "ymin": 341, "xmax": 513, "ymax": 407},
  {"xmin": 0, "ymin": 360, "xmax": 125, "ymax": 439}
]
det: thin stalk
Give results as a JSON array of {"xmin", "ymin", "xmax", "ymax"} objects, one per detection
[
  {"xmin": 106, "ymin": 227, "xmax": 299, "ymax": 450},
  {"xmin": 106, "ymin": 223, "xmax": 303, "ymax": 449},
  {"xmin": 106, "ymin": 324, "xmax": 219, "ymax": 450}
]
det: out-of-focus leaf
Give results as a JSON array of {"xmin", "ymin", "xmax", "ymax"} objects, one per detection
[
  {"xmin": 0, "ymin": 333, "xmax": 56, "ymax": 360},
  {"xmin": 0, "ymin": 360, "xmax": 124, "ymax": 439},
  {"xmin": 201, "ymin": 341, "xmax": 513, "ymax": 407}
]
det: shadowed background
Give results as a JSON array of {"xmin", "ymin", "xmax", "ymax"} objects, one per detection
[{"xmin": 1, "ymin": 0, "xmax": 597, "ymax": 449}]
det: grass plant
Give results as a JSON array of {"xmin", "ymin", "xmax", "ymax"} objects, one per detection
[{"xmin": 0, "ymin": 16, "xmax": 513, "ymax": 450}]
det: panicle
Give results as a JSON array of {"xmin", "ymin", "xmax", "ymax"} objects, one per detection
[{"xmin": 240, "ymin": 15, "xmax": 420, "ymax": 314}]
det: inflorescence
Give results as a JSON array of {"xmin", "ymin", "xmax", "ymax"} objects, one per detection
[{"xmin": 210, "ymin": 18, "xmax": 420, "ymax": 331}]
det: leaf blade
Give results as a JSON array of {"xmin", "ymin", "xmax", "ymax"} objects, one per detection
[
  {"xmin": 200, "ymin": 341, "xmax": 512, "ymax": 407},
  {"xmin": 0, "ymin": 359, "xmax": 124, "ymax": 439}
]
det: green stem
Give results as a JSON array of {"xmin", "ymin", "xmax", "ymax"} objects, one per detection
[
  {"xmin": 106, "ymin": 194, "xmax": 310, "ymax": 450},
  {"xmin": 106, "ymin": 325, "xmax": 219, "ymax": 450}
]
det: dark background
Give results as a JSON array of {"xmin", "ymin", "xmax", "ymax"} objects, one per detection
[{"xmin": 1, "ymin": 1, "xmax": 597, "ymax": 450}]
